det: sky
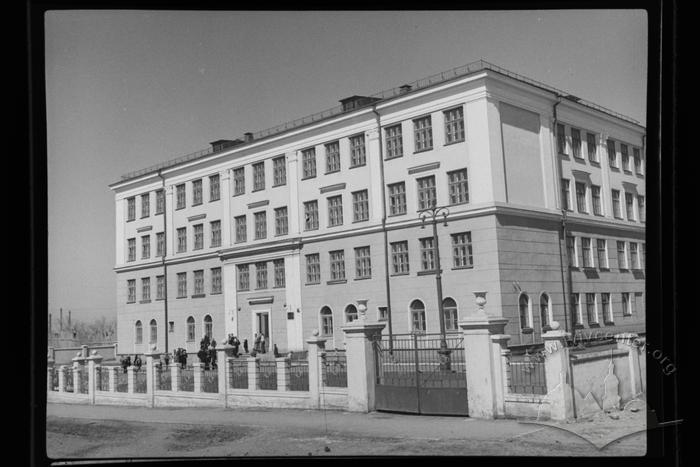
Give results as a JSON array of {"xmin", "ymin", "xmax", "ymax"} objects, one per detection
[{"xmin": 45, "ymin": 10, "xmax": 648, "ymax": 323}]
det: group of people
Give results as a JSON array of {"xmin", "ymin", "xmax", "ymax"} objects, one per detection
[
  {"xmin": 223, "ymin": 332, "xmax": 270, "ymax": 356},
  {"xmin": 119, "ymin": 354, "xmax": 142, "ymax": 373}
]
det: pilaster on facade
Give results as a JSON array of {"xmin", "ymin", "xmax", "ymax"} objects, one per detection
[
  {"xmin": 164, "ymin": 185, "xmax": 175, "ymax": 257},
  {"xmin": 598, "ymin": 132, "xmax": 613, "ymax": 218},
  {"xmin": 115, "ymin": 198, "xmax": 125, "ymax": 264},
  {"xmin": 286, "ymin": 151, "xmax": 300, "ymax": 236},
  {"xmin": 220, "ymin": 169, "xmax": 232, "ymax": 248},
  {"xmin": 365, "ymin": 127, "xmax": 384, "ymax": 224}
]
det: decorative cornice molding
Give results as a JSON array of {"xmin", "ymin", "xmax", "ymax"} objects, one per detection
[
  {"xmin": 319, "ymin": 183, "xmax": 346, "ymax": 194},
  {"xmin": 187, "ymin": 214, "xmax": 207, "ymax": 222},
  {"xmin": 247, "ymin": 200, "xmax": 270, "ymax": 209},
  {"xmin": 136, "ymin": 226, "xmax": 153, "ymax": 233},
  {"xmin": 247, "ymin": 296, "xmax": 274, "ymax": 305},
  {"xmin": 407, "ymin": 161, "xmax": 440, "ymax": 175}
]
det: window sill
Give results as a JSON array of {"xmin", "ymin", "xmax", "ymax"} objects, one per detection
[
  {"xmin": 388, "ymin": 212, "xmax": 407, "ymax": 218},
  {"xmin": 352, "ymin": 219, "xmax": 369, "ymax": 224},
  {"xmin": 301, "ymin": 176, "xmax": 317, "ymax": 181},
  {"xmin": 254, "ymin": 237, "xmax": 267, "ymax": 241},
  {"xmin": 140, "ymin": 215, "xmax": 149, "ymax": 219},
  {"xmin": 126, "ymin": 301, "xmax": 136, "ymax": 304},
  {"xmin": 139, "ymin": 300, "xmax": 151, "ymax": 304},
  {"xmin": 417, "ymin": 270, "xmax": 437, "ymax": 276},
  {"xmin": 521, "ymin": 327, "xmax": 534, "ymax": 334},
  {"xmin": 191, "ymin": 294, "xmax": 206, "ymax": 299},
  {"xmin": 155, "ymin": 211, "xmax": 164, "ymax": 216},
  {"xmin": 384, "ymin": 154, "xmax": 404, "ymax": 161},
  {"xmin": 599, "ymin": 267, "xmax": 611, "ymax": 272},
  {"xmin": 452, "ymin": 266, "xmax": 474, "ymax": 271},
  {"xmin": 305, "ymin": 282, "xmax": 320, "ymax": 286},
  {"xmin": 192, "ymin": 202, "xmax": 203, "ymax": 207},
  {"xmin": 272, "ymin": 285, "xmax": 285, "ymax": 289},
  {"xmin": 252, "ymin": 188, "xmax": 266, "ymax": 193},
  {"xmin": 589, "ymin": 160, "xmax": 600, "ymax": 166},
  {"xmin": 274, "ymin": 233, "xmax": 289, "ymax": 238},
  {"xmin": 234, "ymin": 240, "xmax": 247, "ymax": 244},
  {"xmin": 155, "ymin": 298, "xmax": 164, "ymax": 301},
  {"xmin": 572, "ymin": 155, "xmax": 585, "ymax": 162},
  {"xmin": 588, "ymin": 322, "xmax": 601, "ymax": 328},
  {"xmin": 413, "ymin": 148, "xmax": 433, "ymax": 155},
  {"xmin": 573, "ymin": 323, "xmax": 585, "ymax": 329},
  {"xmin": 623, "ymin": 169, "xmax": 633, "ymax": 174},
  {"xmin": 577, "ymin": 211, "xmax": 589, "ymax": 215},
  {"xmin": 447, "ymin": 201, "xmax": 470, "ymax": 208},
  {"xmin": 126, "ymin": 219, "xmax": 135, "ymax": 223},
  {"xmin": 175, "ymin": 207, "xmax": 185, "ymax": 211},
  {"xmin": 210, "ymin": 291, "xmax": 222, "ymax": 295},
  {"xmin": 609, "ymin": 166, "xmax": 620, "ymax": 171},
  {"xmin": 604, "ymin": 321, "xmax": 615, "ymax": 326},
  {"xmin": 304, "ymin": 228, "xmax": 319, "ymax": 232},
  {"xmin": 176, "ymin": 296, "xmax": 186, "ymax": 299},
  {"xmin": 271, "ymin": 183, "xmax": 286, "ymax": 188},
  {"xmin": 349, "ymin": 163, "xmax": 367, "ymax": 170},
  {"xmin": 390, "ymin": 272, "xmax": 410, "ymax": 277},
  {"xmin": 443, "ymin": 139, "xmax": 465, "ymax": 147},
  {"xmin": 327, "ymin": 279, "xmax": 347, "ymax": 285},
  {"xmin": 325, "ymin": 169, "xmax": 341, "ymax": 175},
  {"xmin": 542, "ymin": 325, "xmax": 552, "ymax": 332},
  {"xmin": 233, "ymin": 192, "xmax": 245, "ymax": 197},
  {"xmin": 254, "ymin": 288, "xmax": 269, "ymax": 291},
  {"xmin": 354, "ymin": 276, "xmax": 372, "ymax": 281},
  {"xmin": 210, "ymin": 244, "xmax": 222, "ymax": 249},
  {"xmin": 238, "ymin": 289, "xmax": 250, "ymax": 292},
  {"xmin": 141, "ymin": 257, "xmax": 150, "ymax": 261},
  {"xmin": 209, "ymin": 197, "xmax": 220, "ymax": 203},
  {"xmin": 619, "ymin": 268, "xmax": 630, "ymax": 272},
  {"xmin": 327, "ymin": 224, "xmax": 343, "ymax": 228}
]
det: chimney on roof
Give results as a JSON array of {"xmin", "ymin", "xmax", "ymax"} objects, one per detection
[
  {"xmin": 399, "ymin": 84, "xmax": 412, "ymax": 94},
  {"xmin": 244, "ymin": 132, "xmax": 254, "ymax": 143},
  {"xmin": 210, "ymin": 139, "xmax": 242, "ymax": 152},
  {"xmin": 339, "ymin": 95, "xmax": 383, "ymax": 112}
]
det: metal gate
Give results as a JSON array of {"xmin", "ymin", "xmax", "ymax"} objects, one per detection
[{"xmin": 374, "ymin": 333, "xmax": 468, "ymax": 416}]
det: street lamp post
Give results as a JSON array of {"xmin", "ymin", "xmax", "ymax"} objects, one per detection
[{"xmin": 419, "ymin": 205, "xmax": 451, "ymax": 371}]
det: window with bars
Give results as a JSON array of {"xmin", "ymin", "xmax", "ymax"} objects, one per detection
[
  {"xmin": 255, "ymin": 262, "xmax": 268, "ymax": 289},
  {"xmin": 443, "ymin": 298, "xmax": 459, "ymax": 331},
  {"xmin": 625, "ymin": 193, "xmax": 635, "ymax": 221},
  {"xmin": 237, "ymin": 264, "xmax": 249, "ymax": 291},
  {"xmin": 211, "ymin": 267, "xmax": 221, "ymax": 294},
  {"xmin": 156, "ymin": 189, "xmax": 165, "ymax": 214},
  {"xmin": 275, "ymin": 207, "xmax": 288, "ymax": 236},
  {"xmin": 556, "ymin": 124, "xmax": 566, "ymax": 154},
  {"xmin": 149, "ymin": 320, "xmax": 158, "ymax": 345},
  {"xmin": 572, "ymin": 293, "xmax": 583, "ymax": 325},
  {"xmin": 571, "ymin": 128, "xmax": 582, "ymax": 158},
  {"xmin": 204, "ymin": 315, "xmax": 213, "ymax": 339},
  {"xmin": 575, "ymin": 182, "xmax": 588, "ymax": 213},
  {"xmin": 127, "ymin": 197, "xmax": 136, "ymax": 221},
  {"xmin": 156, "ymin": 275, "xmax": 165, "ymax": 300},
  {"xmin": 140, "ymin": 277, "xmax": 150, "ymax": 301},
  {"xmin": 622, "ymin": 292, "xmax": 632, "ymax": 316},
  {"xmin": 176, "ymin": 184, "xmax": 186, "ymax": 209},
  {"xmin": 591, "ymin": 185, "xmax": 602, "ymax": 215},
  {"xmin": 193, "ymin": 224, "xmax": 204, "ymax": 250},
  {"xmin": 350, "ymin": 134, "xmax": 366, "ymax": 167},
  {"xmin": 329, "ymin": 250, "xmax": 346, "ymax": 281},
  {"xmin": 273, "ymin": 259, "xmax": 285, "ymax": 288},
  {"xmin": 410, "ymin": 300, "xmax": 426, "ymax": 332},
  {"xmin": 621, "ymin": 144, "xmax": 630, "ymax": 171},
  {"xmin": 192, "ymin": 179, "xmax": 203, "ymax": 205},
  {"xmin": 391, "ymin": 241, "xmax": 410, "ymax": 274},
  {"xmin": 209, "ymin": 174, "xmax": 220, "ymax": 201},
  {"xmin": 417, "ymin": 175, "xmax": 437, "ymax": 210},
  {"xmin": 629, "ymin": 242, "xmax": 639, "ymax": 270},
  {"xmin": 233, "ymin": 167, "xmax": 245, "ymax": 195},
  {"xmin": 254, "ymin": 211, "xmax": 267, "ymax": 239},
  {"xmin": 235, "ymin": 215, "xmax": 247, "ymax": 243},
  {"xmin": 444, "ymin": 107, "xmax": 465, "ymax": 144},
  {"xmin": 413, "ymin": 116, "xmax": 433, "ymax": 152},
  {"xmin": 587, "ymin": 133, "xmax": 598, "ymax": 162},
  {"xmin": 141, "ymin": 193, "xmax": 150, "ymax": 218},
  {"xmin": 127, "ymin": 279, "xmax": 136, "ymax": 303},
  {"xmin": 127, "ymin": 238, "xmax": 136, "ymax": 262},
  {"xmin": 448, "ymin": 168, "xmax": 469, "ymax": 205},
  {"xmin": 325, "ymin": 142, "xmax": 340, "ymax": 173},
  {"xmin": 633, "ymin": 148, "xmax": 643, "ymax": 174},
  {"xmin": 638, "ymin": 195, "xmax": 645, "ymax": 223},
  {"xmin": 306, "ymin": 254, "xmax": 320, "ymax": 284},
  {"xmin": 327, "ymin": 195, "xmax": 343, "ymax": 227},
  {"xmin": 388, "ymin": 182, "xmax": 406, "ymax": 216},
  {"xmin": 561, "ymin": 179, "xmax": 571, "ymax": 211},
  {"xmin": 352, "ymin": 190, "xmax": 369, "ymax": 222},
  {"xmin": 177, "ymin": 272, "xmax": 187, "ymax": 298},
  {"xmin": 602, "ymin": 293, "xmax": 612, "ymax": 322},
  {"xmin": 355, "ymin": 246, "xmax": 371, "ymax": 279},
  {"xmin": 385, "ymin": 124, "xmax": 403, "ymax": 159},
  {"xmin": 586, "ymin": 293, "xmax": 598, "ymax": 324},
  {"xmin": 617, "ymin": 241, "xmax": 628, "ymax": 270},
  {"xmin": 210, "ymin": 220, "xmax": 221, "ymax": 248},
  {"xmin": 581, "ymin": 237, "xmax": 593, "ymax": 268},
  {"xmin": 419, "ymin": 237, "xmax": 436, "ymax": 271},
  {"xmin": 273, "ymin": 156, "xmax": 287, "ymax": 186},
  {"xmin": 135, "ymin": 321, "xmax": 143, "ymax": 344},
  {"xmin": 378, "ymin": 306, "xmax": 388, "ymax": 322},
  {"xmin": 186, "ymin": 317, "xmax": 195, "ymax": 342},
  {"xmin": 452, "ymin": 232, "xmax": 473, "ymax": 268},
  {"xmin": 304, "ymin": 201, "xmax": 319, "ymax": 230},
  {"xmin": 596, "ymin": 239, "xmax": 608, "ymax": 268},
  {"xmin": 302, "ymin": 148, "xmax": 317, "ymax": 179},
  {"xmin": 320, "ymin": 307, "xmax": 333, "ymax": 336},
  {"xmin": 253, "ymin": 162, "xmax": 265, "ymax": 191},
  {"xmin": 607, "ymin": 139, "xmax": 617, "ymax": 168},
  {"xmin": 612, "ymin": 190, "xmax": 622, "ymax": 218}
]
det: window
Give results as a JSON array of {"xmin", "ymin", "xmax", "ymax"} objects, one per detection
[
  {"xmin": 135, "ymin": 321, "xmax": 143, "ymax": 344},
  {"xmin": 192, "ymin": 179, "xmax": 203, "ymax": 205},
  {"xmin": 410, "ymin": 300, "xmax": 426, "ymax": 332},
  {"xmin": 210, "ymin": 220, "xmax": 221, "ymax": 248},
  {"xmin": 141, "ymin": 277, "xmax": 151, "ymax": 301},
  {"xmin": 575, "ymin": 182, "xmax": 588, "ymax": 213},
  {"xmin": 378, "ymin": 306, "xmax": 388, "ymax": 322},
  {"xmin": 581, "ymin": 237, "xmax": 592, "ymax": 268},
  {"xmin": 607, "ymin": 139, "xmax": 617, "ymax": 168},
  {"xmin": 274, "ymin": 259, "xmax": 285, "ymax": 288},
  {"xmin": 275, "ymin": 207, "xmax": 288, "ymax": 236},
  {"xmin": 567, "ymin": 236, "xmax": 577, "ymax": 267},
  {"xmin": 561, "ymin": 179, "xmax": 571, "ymax": 211},
  {"xmin": 255, "ymin": 262, "xmax": 268, "ymax": 289},
  {"xmin": 204, "ymin": 315, "xmax": 213, "ymax": 339},
  {"xmin": 388, "ymin": 182, "xmax": 407, "ymax": 216},
  {"xmin": 352, "ymin": 190, "xmax": 369, "ymax": 222},
  {"xmin": 586, "ymin": 293, "xmax": 598, "ymax": 324},
  {"xmin": 413, "ymin": 116, "xmax": 433, "ymax": 152},
  {"xmin": 254, "ymin": 211, "xmax": 267, "ymax": 239},
  {"xmin": 193, "ymin": 224, "xmax": 203, "ymax": 250},
  {"xmin": 596, "ymin": 239, "xmax": 608, "ymax": 269},
  {"xmin": 621, "ymin": 144, "xmax": 630, "ymax": 171},
  {"xmin": 306, "ymin": 254, "xmax": 321, "ymax": 284},
  {"xmin": 385, "ymin": 124, "xmax": 403, "ymax": 159},
  {"xmin": 304, "ymin": 200, "xmax": 319, "ymax": 231},
  {"xmin": 443, "ymin": 298, "xmax": 459, "ymax": 331},
  {"xmin": 625, "ymin": 193, "xmax": 635, "ymax": 221},
  {"xmin": 176, "ymin": 227, "xmax": 187, "ymax": 253},
  {"xmin": 572, "ymin": 293, "xmax": 583, "ymax": 325},
  {"xmin": 325, "ymin": 142, "xmax": 340, "ymax": 173},
  {"xmin": 355, "ymin": 246, "xmax": 371, "ymax": 279},
  {"xmin": 350, "ymin": 134, "xmax": 366, "ymax": 167},
  {"xmin": 127, "ymin": 238, "xmax": 136, "ymax": 262},
  {"xmin": 633, "ymin": 148, "xmax": 643, "ymax": 174},
  {"xmin": 149, "ymin": 320, "xmax": 157, "ymax": 344},
  {"xmin": 556, "ymin": 124, "xmax": 566, "ymax": 154},
  {"xmin": 444, "ymin": 107, "xmax": 465, "ymax": 144},
  {"xmin": 141, "ymin": 193, "xmax": 150, "ymax": 218},
  {"xmin": 156, "ymin": 232, "xmax": 164, "ymax": 257},
  {"xmin": 209, "ymin": 174, "xmax": 220, "ymax": 201},
  {"xmin": 237, "ymin": 264, "xmax": 250, "ymax": 291},
  {"xmin": 447, "ymin": 169, "xmax": 469, "ymax": 205},
  {"xmin": 127, "ymin": 197, "xmax": 136, "ymax": 221},
  {"xmin": 419, "ymin": 237, "xmax": 436, "ymax": 271},
  {"xmin": 327, "ymin": 195, "xmax": 343, "ymax": 227},
  {"xmin": 571, "ymin": 128, "xmax": 582, "ymax": 158},
  {"xmin": 156, "ymin": 189, "xmax": 165, "ymax": 214},
  {"xmin": 345, "ymin": 305, "xmax": 358, "ymax": 323},
  {"xmin": 612, "ymin": 190, "xmax": 622, "ymax": 218},
  {"xmin": 391, "ymin": 241, "xmax": 410, "ymax": 274},
  {"xmin": 329, "ymin": 250, "xmax": 346, "ymax": 281},
  {"xmin": 452, "ymin": 232, "xmax": 473, "ymax": 268},
  {"xmin": 156, "ymin": 275, "xmax": 165, "ymax": 300},
  {"xmin": 234, "ymin": 215, "xmax": 247, "ymax": 243},
  {"xmin": 177, "ymin": 272, "xmax": 187, "ymax": 298},
  {"xmin": 540, "ymin": 293, "xmax": 551, "ymax": 328},
  {"xmin": 302, "ymin": 148, "xmax": 316, "ymax": 179},
  {"xmin": 233, "ymin": 167, "xmax": 245, "ymax": 195},
  {"xmin": 273, "ymin": 156, "xmax": 286, "ymax": 186},
  {"xmin": 587, "ymin": 133, "xmax": 598, "ymax": 162},
  {"xmin": 591, "ymin": 185, "xmax": 602, "ymax": 215},
  {"xmin": 629, "ymin": 242, "xmax": 639, "ymax": 270},
  {"xmin": 141, "ymin": 235, "xmax": 150, "ymax": 259},
  {"xmin": 417, "ymin": 175, "xmax": 437, "ymax": 210},
  {"xmin": 211, "ymin": 267, "xmax": 221, "ymax": 294},
  {"xmin": 602, "ymin": 293, "xmax": 612, "ymax": 323},
  {"xmin": 186, "ymin": 317, "xmax": 195, "ymax": 342},
  {"xmin": 320, "ymin": 307, "xmax": 333, "ymax": 336},
  {"xmin": 638, "ymin": 196, "xmax": 645, "ymax": 223},
  {"xmin": 617, "ymin": 241, "xmax": 628, "ymax": 270},
  {"xmin": 127, "ymin": 279, "xmax": 136, "ymax": 303},
  {"xmin": 622, "ymin": 292, "xmax": 632, "ymax": 316},
  {"xmin": 519, "ymin": 294, "xmax": 531, "ymax": 329},
  {"xmin": 252, "ymin": 162, "xmax": 265, "ymax": 191}
]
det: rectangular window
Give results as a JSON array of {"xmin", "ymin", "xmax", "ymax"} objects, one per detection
[
  {"xmin": 385, "ymin": 124, "xmax": 403, "ymax": 159},
  {"xmin": 233, "ymin": 167, "xmax": 245, "ymax": 195},
  {"xmin": 391, "ymin": 241, "xmax": 410, "ymax": 274},
  {"xmin": 305, "ymin": 254, "xmax": 321, "ymax": 284},
  {"xmin": 575, "ymin": 182, "xmax": 588, "ymax": 213},
  {"xmin": 596, "ymin": 239, "xmax": 608, "ymax": 269},
  {"xmin": 567, "ymin": 236, "xmax": 577, "ymax": 267},
  {"xmin": 622, "ymin": 292, "xmax": 632, "ymax": 316},
  {"xmin": 586, "ymin": 293, "xmax": 597, "ymax": 324},
  {"xmin": 273, "ymin": 156, "xmax": 287, "ymax": 186},
  {"xmin": 254, "ymin": 211, "xmax": 267, "ymax": 239},
  {"xmin": 327, "ymin": 195, "xmax": 343, "ymax": 227},
  {"xmin": 177, "ymin": 272, "xmax": 187, "ymax": 298},
  {"xmin": 176, "ymin": 227, "xmax": 187, "ymax": 252},
  {"xmin": 633, "ymin": 148, "xmax": 643, "ymax": 174},
  {"xmin": 302, "ymin": 148, "xmax": 316, "ymax": 179},
  {"xmin": 193, "ymin": 270, "xmax": 204, "ymax": 295},
  {"xmin": 419, "ymin": 237, "xmax": 436, "ymax": 271},
  {"xmin": 141, "ymin": 193, "xmax": 150, "ymax": 218},
  {"xmin": 156, "ymin": 189, "xmax": 165, "ymax": 214},
  {"xmin": 127, "ymin": 279, "xmax": 136, "ymax": 303},
  {"xmin": 612, "ymin": 189, "xmax": 622, "ymax": 218},
  {"xmin": 557, "ymin": 124, "xmax": 566, "ymax": 154},
  {"xmin": 352, "ymin": 190, "xmax": 369, "ymax": 222},
  {"xmin": 325, "ymin": 141, "xmax": 340, "ymax": 173},
  {"xmin": 210, "ymin": 220, "xmax": 221, "ymax": 247},
  {"xmin": 141, "ymin": 235, "xmax": 150, "ymax": 259},
  {"xmin": 452, "ymin": 232, "xmax": 473, "ymax": 268},
  {"xmin": 127, "ymin": 197, "xmax": 136, "ymax": 221},
  {"xmin": 273, "ymin": 259, "xmax": 285, "ymax": 288},
  {"xmin": 621, "ymin": 144, "xmax": 630, "ymax": 171},
  {"xmin": 414, "ymin": 116, "xmax": 433, "ymax": 152},
  {"xmin": 275, "ymin": 207, "xmax": 289, "ymax": 236},
  {"xmin": 154, "ymin": 232, "xmax": 164, "ymax": 257},
  {"xmin": 629, "ymin": 242, "xmax": 639, "ymax": 269},
  {"xmin": 329, "ymin": 250, "xmax": 346, "ymax": 281},
  {"xmin": 255, "ymin": 262, "xmax": 268, "ymax": 289},
  {"xmin": 447, "ymin": 168, "xmax": 469, "ymax": 205},
  {"xmin": 417, "ymin": 175, "xmax": 437, "ymax": 210},
  {"xmin": 193, "ymin": 224, "xmax": 203, "ymax": 250},
  {"xmin": 638, "ymin": 195, "xmax": 645, "ymax": 223},
  {"xmin": 237, "ymin": 264, "xmax": 249, "ymax": 291},
  {"xmin": 127, "ymin": 238, "xmax": 136, "ymax": 262},
  {"xmin": 561, "ymin": 179, "xmax": 571, "ymax": 211},
  {"xmin": 156, "ymin": 275, "xmax": 165, "ymax": 300},
  {"xmin": 617, "ymin": 241, "xmax": 628, "ymax": 270},
  {"xmin": 378, "ymin": 307, "xmax": 388, "ymax": 322},
  {"xmin": 444, "ymin": 107, "xmax": 465, "ymax": 144},
  {"xmin": 607, "ymin": 139, "xmax": 617, "ymax": 168},
  {"xmin": 209, "ymin": 174, "xmax": 220, "ymax": 201},
  {"xmin": 571, "ymin": 128, "xmax": 582, "ymax": 158},
  {"xmin": 591, "ymin": 185, "xmax": 602, "ymax": 215},
  {"xmin": 581, "ymin": 237, "xmax": 592, "ymax": 268},
  {"xmin": 192, "ymin": 179, "xmax": 203, "ymax": 205},
  {"xmin": 572, "ymin": 293, "xmax": 582, "ymax": 325},
  {"xmin": 304, "ymin": 200, "xmax": 319, "ymax": 230},
  {"xmin": 349, "ymin": 134, "xmax": 366, "ymax": 167},
  {"xmin": 176, "ymin": 184, "xmax": 186, "ymax": 209},
  {"xmin": 625, "ymin": 193, "xmax": 635, "ymax": 221},
  {"xmin": 355, "ymin": 246, "xmax": 371, "ymax": 279},
  {"xmin": 234, "ymin": 215, "xmax": 247, "ymax": 243},
  {"xmin": 211, "ymin": 267, "xmax": 221, "ymax": 294},
  {"xmin": 587, "ymin": 133, "xmax": 598, "ymax": 162},
  {"xmin": 253, "ymin": 162, "xmax": 265, "ymax": 191},
  {"xmin": 602, "ymin": 293, "xmax": 612, "ymax": 322},
  {"xmin": 388, "ymin": 182, "xmax": 407, "ymax": 216}
]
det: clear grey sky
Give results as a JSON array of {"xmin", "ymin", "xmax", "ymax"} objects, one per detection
[{"xmin": 45, "ymin": 10, "xmax": 647, "ymax": 322}]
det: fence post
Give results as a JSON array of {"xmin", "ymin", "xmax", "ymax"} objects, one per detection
[
  {"xmin": 217, "ymin": 346, "xmax": 231, "ymax": 407},
  {"xmin": 108, "ymin": 366, "xmax": 117, "ymax": 392},
  {"xmin": 276, "ymin": 357, "xmax": 291, "ymax": 392},
  {"xmin": 72, "ymin": 360, "xmax": 81, "ymax": 394},
  {"xmin": 47, "ymin": 354, "xmax": 55, "ymax": 392},
  {"xmin": 144, "ymin": 347, "xmax": 160, "ymax": 407},
  {"xmin": 542, "ymin": 323, "xmax": 574, "ymax": 421},
  {"xmin": 127, "ymin": 366, "xmax": 135, "ymax": 394},
  {"xmin": 58, "ymin": 365, "xmax": 67, "ymax": 393},
  {"xmin": 491, "ymin": 334, "xmax": 511, "ymax": 418},
  {"xmin": 614, "ymin": 332, "xmax": 643, "ymax": 397},
  {"xmin": 170, "ymin": 362, "xmax": 181, "ymax": 392},
  {"xmin": 247, "ymin": 357, "xmax": 259, "ymax": 390},
  {"xmin": 86, "ymin": 352, "xmax": 103, "ymax": 405},
  {"xmin": 341, "ymin": 320, "xmax": 386, "ymax": 412},
  {"xmin": 193, "ymin": 362, "xmax": 204, "ymax": 393},
  {"xmin": 306, "ymin": 331, "xmax": 327, "ymax": 409}
]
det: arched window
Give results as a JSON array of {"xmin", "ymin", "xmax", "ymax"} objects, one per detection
[
  {"xmin": 186, "ymin": 316, "xmax": 195, "ymax": 342},
  {"xmin": 149, "ymin": 319, "xmax": 157, "ymax": 344},
  {"xmin": 134, "ymin": 320, "xmax": 143, "ymax": 344},
  {"xmin": 540, "ymin": 293, "xmax": 551, "ymax": 329},
  {"xmin": 519, "ymin": 294, "xmax": 531, "ymax": 329},
  {"xmin": 345, "ymin": 304, "xmax": 358, "ymax": 323},
  {"xmin": 204, "ymin": 315, "xmax": 213, "ymax": 339},
  {"xmin": 410, "ymin": 300, "xmax": 426, "ymax": 332},
  {"xmin": 320, "ymin": 307, "xmax": 333, "ymax": 336},
  {"xmin": 442, "ymin": 298, "xmax": 459, "ymax": 331}
]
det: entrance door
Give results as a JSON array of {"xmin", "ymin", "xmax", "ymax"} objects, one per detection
[{"xmin": 256, "ymin": 312, "xmax": 270, "ymax": 353}]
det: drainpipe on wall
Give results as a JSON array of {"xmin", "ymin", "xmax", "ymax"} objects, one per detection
[{"xmin": 157, "ymin": 170, "xmax": 169, "ymax": 354}]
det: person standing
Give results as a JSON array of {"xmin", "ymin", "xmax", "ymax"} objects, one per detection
[{"xmin": 260, "ymin": 333, "xmax": 266, "ymax": 354}]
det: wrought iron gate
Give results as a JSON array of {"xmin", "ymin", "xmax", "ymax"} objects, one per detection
[{"xmin": 373, "ymin": 333, "xmax": 468, "ymax": 416}]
